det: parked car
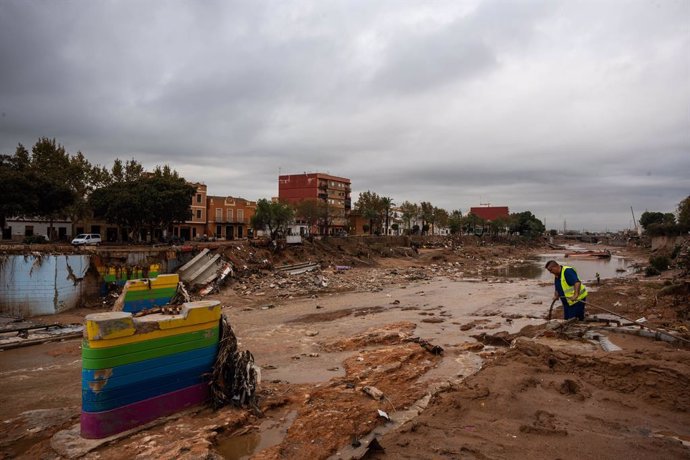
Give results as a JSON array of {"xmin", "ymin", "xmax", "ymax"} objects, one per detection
[{"xmin": 71, "ymin": 233, "xmax": 102, "ymax": 246}]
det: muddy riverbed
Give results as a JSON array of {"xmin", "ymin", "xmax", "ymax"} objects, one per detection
[{"xmin": 1, "ymin": 241, "xmax": 688, "ymax": 459}]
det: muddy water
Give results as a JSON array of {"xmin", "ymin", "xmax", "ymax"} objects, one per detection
[
  {"xmin": 490, "ymin": 254, "xmax": 634, "ymax": 282},
  {"xmin": 215, "ymin": 410, "xmax": 298, "ymax": 459},
  {"xmin": 218, "ymin": 276, "xmax": 554, "ymax": 458}
]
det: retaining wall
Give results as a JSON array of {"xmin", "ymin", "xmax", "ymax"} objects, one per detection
[
  {"xmin": 80, "ymin": 300, "xmax": 221, "ymax": 439},
  {"xmin": 0, "ymin": 254, "xmax": 93, "ymax": 316}
]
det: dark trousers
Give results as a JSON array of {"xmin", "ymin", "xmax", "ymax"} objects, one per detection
[{"xmin": 564, "ymin": 298, "xmax": 586, "ymax": 320}]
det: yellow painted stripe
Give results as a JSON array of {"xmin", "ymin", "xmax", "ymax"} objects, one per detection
[
  {"xmin": 85, "ymin": 321, "xmax": 219, "ymax": 349},
  {"xmin": 85, "ymin": 303, "xmax": 221, "ymax": 341},
  {"xmin": 125, "ymin": 274, "xmax": 179, "ymax": 291},
  {"xmin": 156, "ymin": 304, "xmax": 220, "ymax": 330}
]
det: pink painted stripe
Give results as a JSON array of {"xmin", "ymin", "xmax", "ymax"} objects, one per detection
[{"xmin": 80, "ymin": 383, "xmax": 209, "ymax": 439}]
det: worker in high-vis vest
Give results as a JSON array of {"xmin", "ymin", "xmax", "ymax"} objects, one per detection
[{"xmin": 545, "ymin": 260, "xmax": 588, "ymax": 320}]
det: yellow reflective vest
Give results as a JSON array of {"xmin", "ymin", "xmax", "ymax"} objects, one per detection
[{"xmin": 560, "ymin": 265, "xmax": 587, "ymax": 306}]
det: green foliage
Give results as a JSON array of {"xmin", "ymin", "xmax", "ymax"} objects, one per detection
[
  {"xmin": 646, "ymin": 223, "xmax": 686, "ymax": 237},
  {"xmin": 399, "ymin": 201, "xmax": 419, "ymax": 233},
  {"xmin": 355, "ymin": 191, "xmax": 384, "ymax": 235},
  {"xmin": 663, "ymin": 213, "xmax": 676, "ymax": 225},
  {"xmin": 645, "ymin": 266, "xmax": 661, "ymax": 277},
  {"xmin": 508, "ymin": 211, "xmax": 545, "ymax": 237},
  {"xmin": 678, "ymin": 196, "xmax": 690, "ymax": 227},
  {"xmin": 251, "ymin": 199, "xmax": 294, "ymax": 240},
  {"xmin": 22, "ymin": 235, "xmax": 48, "ymax": 244},
  {"xmin": 0, "ymin": 138, "xmax": 114, "ymax": 235},
  {"xmin": 295, "ymin": 199, "xmax": 326, "ymax": 232},
  {"xmin": 639, "ymin": 211, "xmax": 665, "ymax": 230},
  {"xmin": 419, "ymin": 201, "xmax": 434, "ymax": 234},
  {"xmin": 89, "ymin": 166, "xmax": 194, "ymax": 241},
  {"xmin": 433, "ymin": 207, "xmax": 449, "ymax": 230},
  {"xmin": 649, "ymin": 255, "xmax": 670, "ymax": 272},
  {"xmin": 448, "ymin": 210, "xmax": 463, "ymax": 234}
]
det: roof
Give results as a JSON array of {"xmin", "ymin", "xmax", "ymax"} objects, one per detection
[{"xmin": 469, "ymin": 206, "xmax": 510, "ymax": 221}]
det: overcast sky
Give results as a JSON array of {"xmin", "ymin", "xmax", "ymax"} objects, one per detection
[{"xmin": 1, "ymin": 0, "xmax": 688, "ymax": 231}]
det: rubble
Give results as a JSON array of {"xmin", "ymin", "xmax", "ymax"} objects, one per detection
[{"xmin": 2, "ymin": 237, "xmax": 689, "ymax": 460}]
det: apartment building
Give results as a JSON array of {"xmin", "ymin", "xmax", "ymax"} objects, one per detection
[
  {"xmin": 206, "ymin": 196, "xmax": 257, "ymax": 240},
  {"xmin": 173, "ymin": 183, "xmax": 208, "ymax": 240},
  {"xmin": 469, "ymin": 206, "xmax": 510, "ymax": 221},
  {"xmin": 278, "ymin": 172, "xmax": 351, "ymax": 235}
]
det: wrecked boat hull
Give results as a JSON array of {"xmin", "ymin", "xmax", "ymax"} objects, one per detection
[{"xmin": 80, "ymin": 301, "xmax": 221, "ymax": 439}]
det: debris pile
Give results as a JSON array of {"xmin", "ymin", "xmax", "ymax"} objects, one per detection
[{"xmin": 209, "ymin": 315, "xmax": 261, "ymax": 413}]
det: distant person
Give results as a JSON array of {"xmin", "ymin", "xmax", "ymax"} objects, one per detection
[
  {"xmin": 596, "ymin": 272, "xmax": 601, "ymax": 285},
  {"xmin": 545, "ymin": 260, "xmax": 588, "ymax": 320}
]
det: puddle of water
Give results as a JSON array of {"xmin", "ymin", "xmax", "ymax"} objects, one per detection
[
  {"xmin": 654, "ymin": 430, "xmax": 690, "ymax": 447},
  {"xmin": 490, "ymin": 255, "xmax": 634, "ymax": 282},
  {"xmin": 215, "ymin": 410, "xmax": 298, "ymax": 459}
]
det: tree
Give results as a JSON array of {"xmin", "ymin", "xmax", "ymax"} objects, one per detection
[
  {"xmin": 399, "ymin": 201, "xmax": 419, "ymax": 234},
  {"xmin": 0, "ymin": 147, "xmax": 37, "ymax": 229},
  {"xmin": 381, "ymin": 197, "xmax": 394, "ymax": 235},
  {"xmin": 463, "ymin": 212, "xmax": 485, "ymax": 235},
  {"xmin": 251, "ymin": 199, "xmax": 294, "ymax": 240},
  {"xmin": 677, "ymin": 196, "xmax": 690, "ymax": 227},
  {"xmin": 489, "ymin": 216, "xmax": 509, "ymax": 236},
  {"xmin": 639, "ymin": 211, "xmax": 665, "ymax": 230},
  {"xmin": 419, "ymin": 202, "xmax": 434, "ymax": 235},
  {"xmin": 508, "ymin": 211, "xmax": 545, "ymax": 237},
  {"xmin": 448, "ymin": 210, "xmax": 463, "ymax": 234},
  {"xmin": 355, "ymin": 191, "xmax": 384, "ymax": 235},
  {"xmin": 89, "ymin": 165, "xmax": 194, "ymax": 242},
  {"xmin": 433, "ymin": 207, "xmax": 449, "ymax": 234}
]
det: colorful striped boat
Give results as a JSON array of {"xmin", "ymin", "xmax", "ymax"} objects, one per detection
[
  {"xmin": 80, "ymin": 300, "xmax": 221, "ymax": 439},
  {"xmin": 122, "ymin": 274, "xmax": 180, "ymax": 313},
  {"xmin": 98, "ymin": 264, "xmax": 161, "ymax": 285}
]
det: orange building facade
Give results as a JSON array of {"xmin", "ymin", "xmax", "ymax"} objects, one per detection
[{"xmin": 206, "ymin": 196, "xmax": 257, "ymax": 240}]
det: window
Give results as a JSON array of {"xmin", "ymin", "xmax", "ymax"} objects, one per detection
[
  {"xmin": 237, "ymin": 209, "xmax": 244, "ymax": 222},
  {"xmin": 215, "ymin": 208, "xmax": 222, "ymax": 221},
  {"xmin": 227, "ymin": 209, "xmax": 233, "ymax": 221},
  {"xmin": 196, "ymin": 209, "xmax": 202, "ymax": 219},
  {"xmin": 25, "ymin": 225, "xmax": 34, "ymax": 237},
  {"xmin": 196, "ymin": 194, "xmax": 202, "ymax": 204}
]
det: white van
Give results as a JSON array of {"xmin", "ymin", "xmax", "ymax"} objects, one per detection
[{"xmin": 71, "ymin": 233, "xmax": 102, "ymax": 246}]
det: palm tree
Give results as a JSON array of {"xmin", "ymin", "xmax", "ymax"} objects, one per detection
[{"xmin": 381, "ymin": 197, "xmax": 394, "ymax": 236}]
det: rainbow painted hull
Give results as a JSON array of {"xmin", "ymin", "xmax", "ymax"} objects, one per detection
[
  {"xmin": 80, "ymin": 301, "xmax": 221, "ymax": 439},
  {"xmin": 122, "ymin": 274, "xmax": 180, "ymax": 313}
]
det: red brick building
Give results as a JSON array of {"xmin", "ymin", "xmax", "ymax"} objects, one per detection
[
  {"xmin": 278, "ymin": 173, "xmax": 351, "ymax": 235},
  {"xmin": 469, "ymin": 206, "xmax": 510, "ymax": 221}
]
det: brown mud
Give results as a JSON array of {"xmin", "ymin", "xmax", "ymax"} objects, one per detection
[{"xmin": 1, "ymin": 237, "xmax": 689, "ymax": 459}]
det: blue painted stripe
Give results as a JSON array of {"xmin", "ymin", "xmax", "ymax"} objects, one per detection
[
  {"xmin": 82, "ymin": 367, "xmax": 209, "ymax": 412},
  {"xmin": 122, "ymin": 297, "xmax": 171, "ymax": 313},
  {"xmin": 82, "ymin": 346, "xmax": 217, "ymax": 391}
]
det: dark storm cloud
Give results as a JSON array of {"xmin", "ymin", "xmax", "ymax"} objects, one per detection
[{"xmin": 1, "ymin": 0, "xmax": 688, "ymax": 231}]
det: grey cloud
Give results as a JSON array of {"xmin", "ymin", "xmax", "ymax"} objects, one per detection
[{"xmin": 1, "ymin": 0, "xmax": 688, "ymax": 232}]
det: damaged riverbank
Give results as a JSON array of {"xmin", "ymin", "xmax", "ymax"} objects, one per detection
[{"xmin": 1, "ymin": 237, "xmax": 688, "ymax": 459}]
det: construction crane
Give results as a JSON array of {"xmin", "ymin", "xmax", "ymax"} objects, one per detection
[{"xmin": 630, "ymin": 206, "xmax": 641, "ymax": 235}]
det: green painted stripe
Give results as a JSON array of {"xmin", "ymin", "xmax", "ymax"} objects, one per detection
[
  {"xmin": 82, "ymin": 327, "xmax": 219, "ymax": 369},
  {"xmin": 102, "ymin": 271, "xmax": 161, "ymax": 282},
  {"xmin": 124, "ymin": 287, "xmax": 177, "ymax": 300}
]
